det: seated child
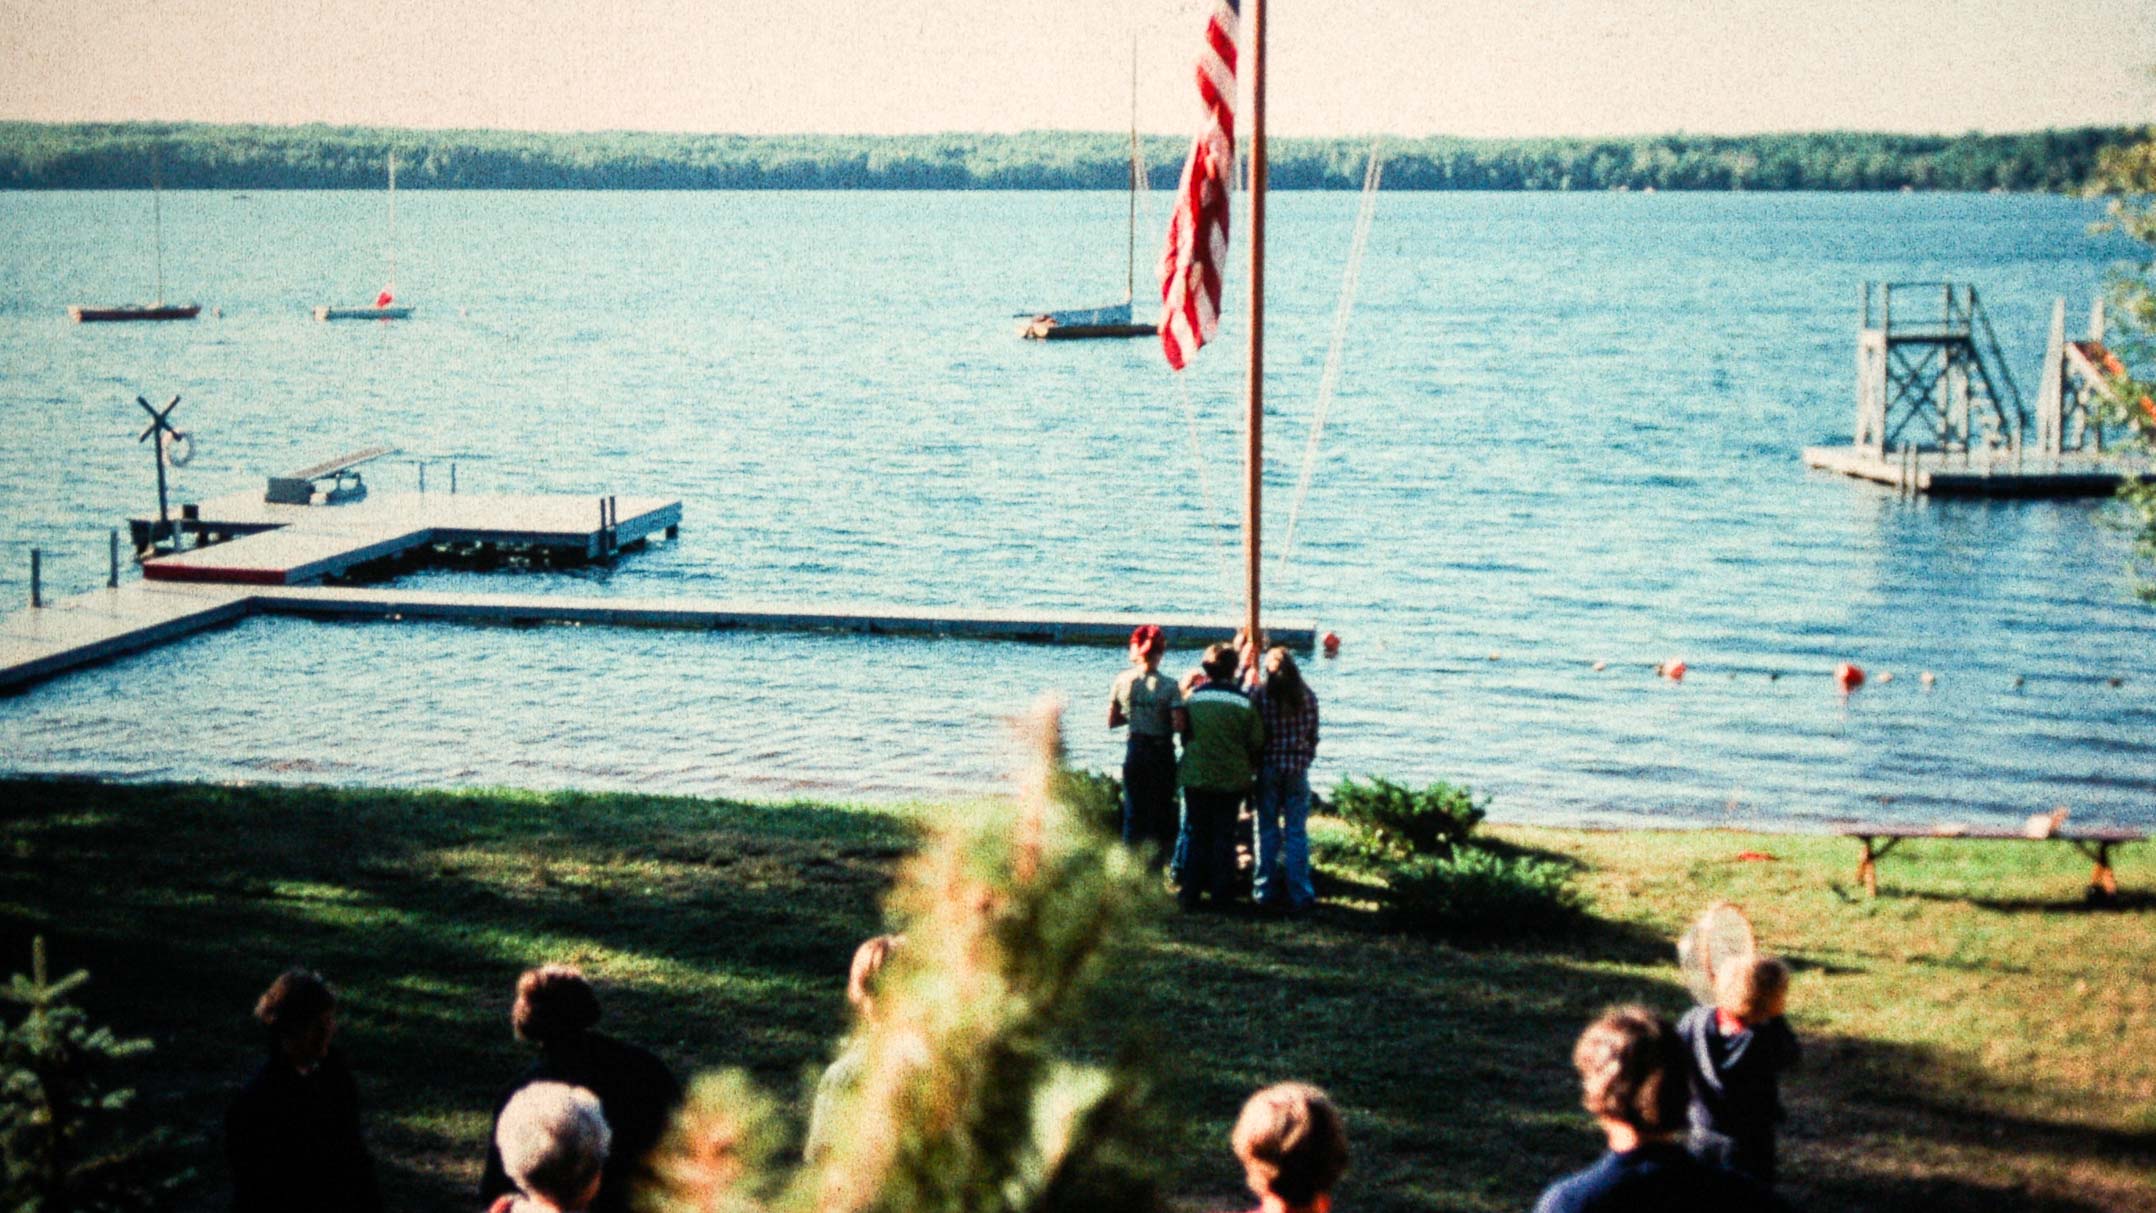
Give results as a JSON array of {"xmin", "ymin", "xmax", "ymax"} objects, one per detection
[
  {"xmin": 1228, "ymin": 1082, "xmax": 1349, "ymax": 1213},
  {"xmin": 1676, "ymin": 956, "xmax": 1801, "ymax": 1185}
]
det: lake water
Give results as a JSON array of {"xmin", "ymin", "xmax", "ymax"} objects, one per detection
[{"xmin": 1, "ymin": 188, "xmax": 2151, "ymax": 829}]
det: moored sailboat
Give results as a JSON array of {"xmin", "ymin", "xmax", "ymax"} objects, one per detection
[
  {"xmin": 316, "ymin": 152, "xmax": 413, "ymax": 321},
  {"xmin": 1020, "ymin": 47, "xmax": 1160, "ymax": 341},
  {"xmin": 69, "ymin": 147, "xmax": 200, "ymax": 323}
]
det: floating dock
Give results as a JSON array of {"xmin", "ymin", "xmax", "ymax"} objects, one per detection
[
  {"xmin": 0, "ymin": 580, "xmax": 1312, "ymax": 694},
  {"xmin": 3, "ymin": 470, "xmax": 1312, "ymax": 693},
  {"xmin": 1801, "ymin": 445, "xmax": 2143, "ymax": 498},
  {"xmin": 135, "ymin": 489, "xmax": 681, "ymax": 584}
]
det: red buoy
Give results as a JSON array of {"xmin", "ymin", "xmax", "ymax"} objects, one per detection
[
  {"xmin": 1321, "ymin": 631, "xmax": 1341, "ymax": 656},
  {"xmin": 1835, "ymin": 662, "xmax": 1865, "ymax": 692},
  {"xmin": 1659, "ymin": 659, "xmax": 1687, "ymax": 681}
]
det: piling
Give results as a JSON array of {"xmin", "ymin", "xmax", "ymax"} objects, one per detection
[
  {"xmin": 30, "ymin": 548, "xmax": 42, "ymax": 608},
  {"xmin": 109, "ymin": 529, "xmax": 119, "ymax": 588}
]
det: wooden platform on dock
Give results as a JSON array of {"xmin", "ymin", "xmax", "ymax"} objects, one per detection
[
  {"xmin": 138, "ymin": 491, "xmax": 682, "ymax": 585},
  {"xmin": 0, "ymin": 580, "xmax": 1313, "ymax": 693},
  {"xmin": 1802, "ymin": 445, "xmax": 2151, "ymax": 498}
]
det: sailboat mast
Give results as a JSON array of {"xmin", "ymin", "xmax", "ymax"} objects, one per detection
[
  {"xmin": 1243, "ymin": 0, "xmax": 1266, "ymax": 647},
  {"xmin": 387, "ymin": 152, "xmax": 398, "ymax": 294},
  {"xmin": 151, "ymin": 144, "xmax": 165, "ymax": 306},
  {"xmin": 1127, "ymin": 37, "xmax": 1138, "ymax": 303}
]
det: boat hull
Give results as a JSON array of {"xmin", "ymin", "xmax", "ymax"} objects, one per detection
[
  {"xmin": 69, "ymin": 304, "xmax": 201, "ymax": 323},
  {"xmin": 315, "ymin": 306, "xmax": 414, "ymax": 321},
  {"xmin": 1021, "ymin": 319, "xmax": 1158, "ymax": 341}
]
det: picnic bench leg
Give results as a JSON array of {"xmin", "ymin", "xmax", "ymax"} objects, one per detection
[
  {"xmin": 1856, "ymin": 836, "xmax": 1879, "ymax": 897},
  {"xmin": 2091, "ymin": 842, "xmax": 2118, "ymax": 899}
]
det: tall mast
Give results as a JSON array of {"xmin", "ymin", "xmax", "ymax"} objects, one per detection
[
  {"xmin": 151, "ymin": 143, "xmax": 165, "ymax": 305},
  {"xmin": 1127, "ymin": 36, "xmax": 1139, "ymax": 303},
  {"xmin": 387, "ymin": 151, "xmax": 398, "ymax": 295},
  {"xmin": 1243, "ymin": 0, "xmax": 1266, "ymax": 646}
]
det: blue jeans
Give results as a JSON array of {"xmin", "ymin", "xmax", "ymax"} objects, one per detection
[{"xmin": 1253, "ymin": 768, "xmax": 1315, "ymax": 908}]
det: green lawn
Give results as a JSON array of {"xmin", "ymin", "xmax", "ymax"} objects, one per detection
[{"xmin": 2, "ymin": 778, "xmax": 2150, "ymax": 1212}]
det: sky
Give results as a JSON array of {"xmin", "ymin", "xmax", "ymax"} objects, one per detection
[{"xmin": 0, "ymin": 0, "xmax": 2151, "ymax": 138}]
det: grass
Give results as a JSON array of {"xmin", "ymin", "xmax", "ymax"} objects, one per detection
[{"xmin": 2, "ymin": 777, "xmax": 2151, "ymax": 1212}]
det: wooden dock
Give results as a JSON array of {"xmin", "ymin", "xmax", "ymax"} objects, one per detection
[
  {"xmin": 1802, "ymin": 445, "xmax": 2149, "ymax": 498},
  {"xmin": 0, "ymin": 472, "xmax": 1319, "ymax": 693},
  {"xmin": 0, "ymin": 582, "xmax": 250, "ymax": 692},
  {"xmin": 137, "ymin": 490, "xmax": 682, "ymax": 584},
  {"xmin": 0, "ymin": 580, "xmax": 1312, "ymax": 693}
]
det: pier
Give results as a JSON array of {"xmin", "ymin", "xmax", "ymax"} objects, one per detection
[
  {"xmin": 1804, "ymin": 283, "xmax": 2154, "ymax": 497},
  {"xmin": 4, "ymin": 454, "xmax": 1312, "ymax": 693}
]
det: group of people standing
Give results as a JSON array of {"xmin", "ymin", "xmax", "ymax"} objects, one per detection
[{"xmin": 1109, "ymin": 625, "xmax": 1322, "ymax": 914}]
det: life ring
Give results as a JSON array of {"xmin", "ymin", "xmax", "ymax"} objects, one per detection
[{"xmin": 164, "ymin": 430, "xmax": 195, "ymax": 467}]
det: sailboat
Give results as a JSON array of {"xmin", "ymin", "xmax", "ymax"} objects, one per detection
[
  {"xmin": 1019, "ymin": 47, "xmax": 1161, "ymax": 341},
  {"xmin": 315, "ymin": 152, "xmax": 414, "ymax": 321},
  {"xmin": 69, "ymin": 146, "xmax": 200, "ymax": 323}
]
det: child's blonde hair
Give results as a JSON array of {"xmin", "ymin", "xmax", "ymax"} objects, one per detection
[
  {"xmin": 1714, "ymin": 955, "xmax": 1791, "ymax": 1021},
  {"xmin": 1231, "ymin": 1082, "xmax": 1349, "ymax": 1206}
]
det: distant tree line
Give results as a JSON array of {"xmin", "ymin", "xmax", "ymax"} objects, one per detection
[{"xmin": 0, "ymin": 121, "xmax": 2141, "ymax": 192}]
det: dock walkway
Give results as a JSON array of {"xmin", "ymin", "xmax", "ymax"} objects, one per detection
[{"xmin": 1, "ymin": 582, "xmax": 1312, "ymax": 693}]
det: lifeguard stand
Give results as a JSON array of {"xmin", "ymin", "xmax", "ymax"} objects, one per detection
[{"xmin": 1854, "ymin": 282, "xmax": 2027, "ymax": 455}]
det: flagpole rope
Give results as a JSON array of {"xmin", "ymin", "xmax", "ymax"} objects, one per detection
[
  {"xmin": 1175, "ymin": 370, "xmax": 1241, "ymax": 604},
  {"xmin": 1277, "ymin": 141, "xmax": 1383, "ymax": 583}
]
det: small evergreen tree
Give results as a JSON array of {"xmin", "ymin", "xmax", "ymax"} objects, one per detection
[
  {"xmin": 0, "ymin": 937, "xmax": 187, "ymax": 1212},
  {"xmin": 640, "ymin": 699, "xmax": 1162, "ymax": 1213}
]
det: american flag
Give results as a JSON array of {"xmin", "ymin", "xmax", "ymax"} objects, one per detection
[{"xmin": 1159, "ymin": 0, "xmax": 1239, "ymax": 371}]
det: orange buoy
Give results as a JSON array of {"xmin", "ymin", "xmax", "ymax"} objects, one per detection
[
  {"xmin": 1659, "ymin": 659, "xmax": 1687, "ymax": 681},
  {"xmin": 1835, "ymin": 662, "xmax": 1865, "ymax": 692},
  {"xmin": 1320, "ymin": 631, "xmax": 1341, "ymax": 656}
]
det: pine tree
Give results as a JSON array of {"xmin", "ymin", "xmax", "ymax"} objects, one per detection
[
  {"xmin": 640, "ymin": 698, "xmax": 1164, "ymax": 1213},
  {"xmin": 0, "ymin": 937, "xmax": 188, "ymax": 1212}
]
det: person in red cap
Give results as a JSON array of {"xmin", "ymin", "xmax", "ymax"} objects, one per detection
[{"xmin": 1109, "ymin": 624, "xmax": 1182, "ymax": 870}]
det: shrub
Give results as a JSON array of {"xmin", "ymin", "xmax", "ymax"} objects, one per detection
[
  {"xmin": 1329, "ymin": 777, "xmax": 1487, "ymax": 862},
  {"xmin": 1386, "ymin": 848, "xmax": 1583, "ymax": 941},
  {"xmin": 1051, "ymin": 768, "xmax": 1123, "ymax": 833}
]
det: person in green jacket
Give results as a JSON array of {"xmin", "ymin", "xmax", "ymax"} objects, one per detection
[{"xmin": 1173, "ymin": 642, "xmax": 1264, "ymax": 911}]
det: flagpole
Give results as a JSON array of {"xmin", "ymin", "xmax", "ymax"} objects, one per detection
[{"xmin": 1243, "ymin": 0, "xmax": 1266, "ymax": 649}]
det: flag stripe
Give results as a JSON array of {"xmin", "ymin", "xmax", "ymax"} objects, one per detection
[{"xmin": 1159, "ymin": 0, "xmax": 1239, "ymax": 372}]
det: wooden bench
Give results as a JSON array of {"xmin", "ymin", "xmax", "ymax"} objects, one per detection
[{"xmin": 1839, "ymin": 824, "xmax": 2146, "ymax": 900}]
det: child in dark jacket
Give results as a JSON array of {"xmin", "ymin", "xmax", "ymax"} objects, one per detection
[{"xmin": 1676, "ymin": 955, "xmax": 1800, "ymax": 1185}]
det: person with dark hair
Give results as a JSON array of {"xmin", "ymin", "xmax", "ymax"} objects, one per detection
[
  {"xmin": 224, "ymin": 968, "xmax": 381, "ymax": 1213},
  {"xmin": 1228, "ymin": 1082, "xmax": 1349, "ymax": 1213},
  {"xmin": 479, "ymin": 966, "xmax": 681, "ymax": 1213},
  {"xmin": 1533, "ymin": 1007, "xmax": 1788, "ymax": 1213},
  {"xmin": 1173, "ymin": 641, "xmax": 1264, "ymax": 912},
  {"xmin": 1109, "ymin": 623, "xmax": 1183, "ymax": 870},
  {"xmin": 1246, "ymin": 646, "xmax": 1320, "ymax": 914}
]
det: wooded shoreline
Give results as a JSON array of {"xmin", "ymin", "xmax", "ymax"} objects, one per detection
[{"xmin": 1, "ymin": 121, "xmax": 2141, "ymax": 192}]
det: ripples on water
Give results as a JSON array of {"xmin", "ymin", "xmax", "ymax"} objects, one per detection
[{"xmin": 1, "ymin": 190, "xmax": 2150, "ymax": 828}]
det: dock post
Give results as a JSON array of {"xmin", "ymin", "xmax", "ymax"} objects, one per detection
[
  {"xmin": 419, "ymin": 462, "xmax": 427, "ymax": 493},
  {"xmin": 109, "ymin": 529, "xmax": 119, "ymax": 588},
  {"xmin": 450, "ymin": 462, "xmax": 458, "ymax": 495},
  {"xmin": 30, "ymin": 548, "xmax": 41, "ymax": 608}
]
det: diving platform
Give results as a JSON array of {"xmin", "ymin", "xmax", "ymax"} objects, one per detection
[{"xmin": 1808, "ymin": 284, "xmax": 2154, "ymax": 498}]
